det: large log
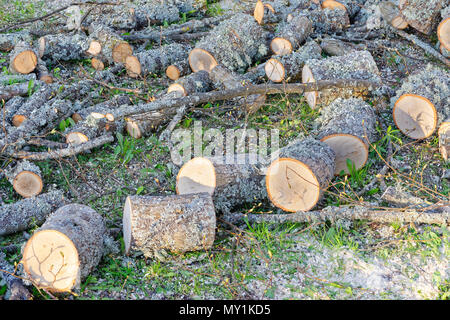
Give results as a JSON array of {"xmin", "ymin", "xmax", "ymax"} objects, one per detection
[
  {"xmin": 399, "ymin": 0, "xmax": 444, "ymax": 34},
  {"xmin": 22, "ymin": 204, "xmax": 106, "ymax": 293},
  {"xmin": 8, "ymin": 41, "xmax": 37, "ymax": 75},
  {"xmin": 0, "ymin": 190, "xmax": 65, "ymax": 236},
  {"xmin": 270, "ymin": 15, "xmax": 312, "ymax": 55},
  {"xmin": 123, "ymin": 193, "xmax": 216, "ymax": 257},
  {"xmin": 176, "ymin": 155, "xmax": 267, "ymax": 213},
  {"xmin": 38, "ymin": 33, "xmax": 88, "ymax": 62},
  {"xmin": 391, "ymin": 64, "xmax": 449, "ymax": 140},
  {"xmin": 82, "ymin": 3, "xmax": 137, "ymax": 31},
  {"xmin": 4, "ymin": 160, "xmax": 43, "ymax": 198},
  {"xmin": 302, "ymin": 50, "xmax": 381, "ymax": 109},
  {"xmin": 316, "ymin": 97, "xmax": 377, "ymax": 175},
  {"xmin": 189, "ymin": 13, "xmax": 270, "ymax": 73},
  {"xmin": 266, "ymin": 138, "xmax": 335, "ymax": 212}
]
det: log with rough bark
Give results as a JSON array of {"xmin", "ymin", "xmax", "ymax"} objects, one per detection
[
  {"xmin": 391, "ymin": 64, "xmax": 449, "ymax": 140},
  {"xmin": 270, "ymin": 15, "xmax": 312, "ymax": 55},
  {"xmin": 379, "ymin": 0, "xmax": 409, "ymax": 29},
  {"xmin": 265, "ymin": 40, "xmax": 322, "ymax": 82},
  {"xmin": 38, "ymin": 32, "xmax": 88, "ymax": 62},
  {"xmin": 380, "ymin": 186, "xmax": 427, "ymax": 208},
  {"xmin": 8, "ymin": 41, "xmax": 37, "ymax": 75},
  {"xmin": 65, "ymin": 114, "xmax": 121, "ymax": 145},
  {"xmin": 166, "ymin": 60, "xmax": 191, "ymax": 81},
  {"xmin": 302, "ymin": 50, "xmax": 381, "ymax": 108},
  {"xmin": 167, "ymin": 70, "xmax": 212, "ymax": 96},
  {"xmin": 72, "ymin": 95, "xmax": 130, "ymax": 123},
  {"xmin": 22, "ymin": 204, "xmax": 106, "ymax": 293},
  {"xmin": 438, "ymin": 17, "xmax": 450, "ymax": 55},
  {"xmin": 266, "ymin": 137, "xmax": 335, "ymax": 212},
  {"xmin": 320, "ymin": 37, "xmax": 363, "ymax": 56},
  {"xmin": 0, "ymin": 96, "xmax": 24, "ymax": 125},
  {"xmin": 399, "ymin": 0, "xmax": 444, "ymax": 34},
  {"xmin": 0, "ymin": 253, "xmax": 31, "ymax": 300},
  {"xmin": 125, "ymin": 43, "xmax": 191, "ymax": 78},
  {"xmin": 82, "ymin": 3, "xmax": 137, "ymax": 31},
  {"xmin": 305, "ymin": 6, "xmax": 350, "ymax": 33},
  {"xmin": 254, "ymin": 0, "xmax": 279, "ymax": 24},
  {"xmin": 0, "ymin": 81, "xmax": 35, "ymax": 102},
  {"xmin": 0, "ymin": 31, "xmax": 32, "ymax": 52},
  {"xmin": 87, "ymin": 24, "xmax": 133, "ymax": 64},
  {"xmin": 4, "ymin": 160, "xmax": 43, "ymax": 198},
  {"xmin": 189, "ymin": 13, "xmax": 270, "ymax": 73},
  {"xmin": 322, "ymin": 0, "xmax": 364, "ymax": 18},
  {"xmin": 439, "ymin": 120, "xmax": 450, "ymax": 161},
  {"xmin": 35, "ymin": 57, "xmax": 53, "ymax": 83},
  {"xmin": 176, "ymin": 155, "xmax": 268, "ymax": 213},
  {"xmin": 0, "ymin": 190, "xmax": 65, "ymax": 236},
  {"xmin": 123, "ymin": 193, "xmax": 216, "ymax": 257},
  {"xmin": 316, "ymin": 97, "xmax": 377, "ymax": 175}
]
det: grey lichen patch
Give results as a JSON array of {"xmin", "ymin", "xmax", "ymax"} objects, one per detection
[
  {"xmin": 39, "ymin": 32, "xmax": 88, "ymax": 62},
  {"xmin": 399, "ymin": 0, "xmax": 444, "ymax": 34}
]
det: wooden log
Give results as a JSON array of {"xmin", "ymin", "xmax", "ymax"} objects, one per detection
[
  {"xmin": 0, "ymin": 82, "xmax": 33, "ymax": 102},
  {"xmin": 82, "ymin": 4, "xmax": 137, "ymax": 31},
  {"xmin": 306, "ymin": 6, "xmax": 350, "ymax": 33},
  {"xmin": 38, "ymin": 33, "xmax": 88, "ymax": 62},
  {"xmin": 132, "ymin": 0, "xmax": 181, "ymax": 28},
  {"xmin": 176, "ymin": 155, "xmax": 267, "ymax": 213},
  {"xmin": 266, "ymin": 137, "xmax": 335, "ymax": 212},
  {"xmin": 189, "ymin": 13, "xmax": 270, "ymax": 73},
  {"xmin": 380, "ymin": 186, "xmax": 426, "ymax": 208},
  {"xmin": 35, "ymin": 58, "xmax": 53, "ymax": 83},
  {"xmin": 0, "ymin": 190, "xmax": 65, "ymax": 236},
  {"xmin": 8, "ymin": 41, "xmax": 37, "ymax": 75},
  {"xmin": 439, "ymin": 120, "xmax": 450, "ymax": 161},
  {"xmin": 65, "ymin": 114, "xmax": 120, "ymax": 146},
  {"xmin": 254, "ymin": 0, "xmax": 279, "ymax": 24},
  {"xmin": 320, "ymin": 37, "xmax": 363, "ymax": 56},
  {"xmin": 91, "ymin": 57, "xmax": 106, "ymax": 71},
  {"xmin": 391, "ymin": 64, "xmax": 449, "ymax": 140},
  {"xmin": 87, "ymin": 24, "xmax": 133, "ymax": 64},
  {"xmin": 0, "ymin": 32, "xmax": 31, "ymax": 52},
  {"xmin": 125, "ymin": 43, "xmax": 191, "ymax": 78},
  {"xmin": 22, "ymin": 204, "xmax": 106, "ymax": 293},
  {"xmin": 399, "ymin": 0, "xmax": 444, "ymax": 34},
  {"xmin": 270, "ymin": 15, "xmax": 312, "ymax": 55},
  {"xmin": 166, "ymin": 60, "xmax": 191, "ymax": 81},
  {"xmin": 72, "ymin": 95, "xmax": 130, "ymax": 123},
  {"xmin": 438, "ymin": 17, "xmax": 450, "ymax": 53},
  {"xmin": 123, "ymin": 193, "xmax": 216, "ymax": 257},
  {"xmin": 167, "ymin": 70, "xmax": 213, "ymax": 96},
  {"xmin": 265, "ymin": 40, "xmax": 322, "ymax": 82},
  {"xmin": 0, "ymin": 96, "xmax": 24, "ymax": 124},
  {"xmin": 4, "ymin": 160, "xmax": 43, "ymax": 198},
  {"xmin": 379, "ymin": 0, "xmax": 409, "ymax": 29},
  {"xmin": 302, "ymin": 50, "xmax": 381, "ymax": 109},
  {"xmin": 322, "ymin": 0, "xmax": 364, "ymax": 18},
  {"xmin": 0, "ymin": 253, "xmax": 31, "ymax": 300},
  {"xmin": 316, "ymin": 97, "xmax": 377, "ymax": 175}
]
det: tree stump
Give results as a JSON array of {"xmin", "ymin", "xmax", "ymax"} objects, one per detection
[
  {"xmin": 4, "ymin": 160, "xmax": 43, "ymax": 198},
  {"xmin": 439, "ymin": 120, "xmax": 450, "ymax": 161},
  {"xmin": 87, "ymin": 25, "xmax": 133, "ymax": 64},
  {"xmin": 176, "ymin": 155, "xmax": 268, "ymax": 213},
  {"xmin": 123, "ymin": 193, "xmax": 216, "ymax": 257},
  {"xmin": 316, "ymin": 98, "xmax": 377, "ymax": 175},
  {"xmin": 266, "ymin": 138, "xmax": 335, "ymax": 212},
  {"xmin": 270, "ymin": 15, "xmax": 312, "ymax": 55},
  {"xmin": 399, "ymin": 0, "xmax": 444, "ymax": 34},
  {"xmin": 9, "ymin": 42, "xmax": 37, "ymax": 75},
  {"xmin": 38, "ymin": 33, "xmax": 88, "ymax": 62},
  {"xmin": 22, "ymin": 204, "xmax": 106, "ymax": 292},
  {"xmin": 391, "ymin": 64, "xmax": 449, "ymax": 139},
  {"xmin": 167, "ymin": 70, "xmax": 213, "ymax": 96},
  {"xmin": 265, "ymin": 40, "xmax": 322, "ymax": 82},
  {"xmin": 302, "ymin": 50, "xmax": 381, "ymax": 108}
]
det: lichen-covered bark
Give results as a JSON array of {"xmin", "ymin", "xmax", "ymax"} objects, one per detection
[
  {"xmin": 132, "ymin": 0, "xmax": 182, "ymax": 28},
  {"xmin": 336, "ymin": 0, "xmax": 366, "ymax": 18},
  {"xmin": 0, "ymin": 32, "xmax": 31, "ymax": 52},
  {"xmin": 82, "ymin": 4, "xmax": 137, "ymax": 30},
  {"xmin": 171, "ymin": 70, "xmax": 212, "ymax": 95},
  {"xmin": 0, "ymin": 190, "xmax": 65, "ymax": 236},
  {"xmin": 305, "ymin": 7, "xmax": 350, "ymax": 33},
  {"xmin": 38, "ymin": 33, "xmax": 88, "ymax": 62},
  {"xmin": 194, "ymin": 13, "xmax": 270, "ymax": 72},
  {"xmin": 74, "ymin": 95, "xmax": 131, "ymax": 121},
  {"xmin": 0, "ymin": 82, "xmax": 33, "ymax": 102},
  {"xmin": 272, "ymin": 15, "xmax": 312, "ymax": 53},
  {"xmin": 35, "ymin": 204, "xmax": 106, "ymax": 285},
  {"xmin": 399, "ymin": 0, "xmax": 444, "ymax": 34},
  {"xmin": 8, "ymin": 41, "xmax": 37, "ymax": 74},
  {"xmin": 0, "ymin": 252, "xmax": 31, "ymax": 300},
  {"xmin": 0, "ymin": 96, "xmax": 24, "ymax": 124},
  {"xmin": 125, "ymin": 193, "xmax": 216, "ymax": 257},
  {"xmin": 166, "ymin": 60, "xmax": 191, "ymax": 80},
  {"xmin": 320, "ymin": 37, "xmax": 363, "ymax": 56},
  {"xmin": 4, "ymin": 159, "xmax": 42, "ymax": 185}
]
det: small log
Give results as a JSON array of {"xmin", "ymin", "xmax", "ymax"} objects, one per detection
[
  {"xmin": 320, "ymin": 37, "xmax": 363, "ymax": 56},
  {"xmin": 306, "ymin": 6, "xmax": 350, "ymax": 33},
  {"xmin": 265, "ymin": 40, "xmax": 322, "ymax": 82},
  {"xmin": 8, "ymin": 41, "xmax": 37, "ymax": 75},
  {"xmin": 379, "ymin": 0, "xmax": 409, "ymax": 29},
  {"xmin": 35, "ymin": 58, "xmax": 53, "ymax": 84},
  {"xmin": 0, "ymin": 31, "xmax": 31, "ymax": 52},
  {"xmin": 22, "ymin": 204, "xmax": 106, "ymax": 293},
  {"xmin": 38, "ymin": 33, "xmax": 88, "ymax": 62},
  {"xmin": 0, "ymin": 82, "xmax": 33, "ymax": 102},
  {"xmin": 0, "ymin": 253, "xmax": 31, "ymax": 300},
  {"xmin": 91, "ymin": 57, "xmax": 106, "ymax": 71},
  {"xmin": 316, "ymin": 97, "xmax": 377, "ymax": 175},
  {"xmin": 125, "ymin": 43, "xmax": 191, "ymax": 78},
  {"xmin": 391, "ymin": 64, "xmax": 449, "ymax": 140},
  {"xmin": 167, "ymin": 70, "xmax": 212, "ymax": 97},
  {"xmin": 87, "ymin": 24, "xmax": 133, "ymax": 64},
  {"xmin": 176, "ymin": 155, "xmax": 267, "ymax": 213},
  {"xmin": 254, "ymin": 0, "xmax": 279, "ymax": 24},
  {"xmin": 322, "ymin": 0, "xmax": 364, "ymax": 18},
  {"xmin": 166, "ymin": 60, "xmax": 191, "ymax": 81},
  {"xmin": 72, "ymin": 95, "xmax": 130, "ymax": 122},
  {"xmin": 0, "ymin": 190, "xmax": 65, "ymax": 236},
  {"xmin": 380, "ymin": 186, "xmax": 426, "ymax": 208},
  {"xmin": 123, "ymin": 193, "xmax": 216, "ymax": 257},
  {"xmin": 438, "ymin": 17, "xmax": 450, "ymax": 53},
  {"xmin": 190, "ymin": 13, "xmax": 270, "ymax": 72},
  {"xmin": 399, "ymin": 0, "xmax": 444, "ymax": 34},
  {"xmin": 266, "ymin": 137, "xmax": 335, "ymax": 212},
  {"xmin": 4, "ymin": 160, "xmax": 43, "ymax": 198},
  {"xmin": 439, "ymin": 120, "xmax": 450, "ymax": 161},
  {"xmin": 243, "ymin": 62, "xmax": 267, "ymax": 83},
  {"xmin": 0, "ymin": 96, "xmax": 25, "ymax": 124},
  {"xmin": 270, "ymin": 15, "xmax": 312, "ymax": 55},
  {"xmin": 65, "ymin": 114, "xmax": 119, "ymax": 145},
  {"xmin": 302, "ymin": 50, "xmax": 381, "ymax": 108}
]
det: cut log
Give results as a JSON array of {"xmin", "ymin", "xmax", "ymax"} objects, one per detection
[
  {"xmin": 0, "ymin": 253, "xmax": 31, "ymax": 300},
  {"xmin": 91, "ymin": 57, "xmax": 105, "ymax": 71},
  {"xmin": 126, "ymin": 108, "xmax": 176, "ymax": 139},
  {"xmin": 302, "ymin": 50, "xmax": 381, "ymax": 108},
  {"xmin": 0, "ymin": 32, "xmax": 31, "ymax": 52},
  {"xmin": 438, "ymin": 17, "xmax": 450, "ymax": 52},
  {"xmin": 316, "ymin": 98, "xmax": 377, "ymax": 175},
  {"xmin": 379, "ymin": 0, "xmax": 409, "ymax": 29},
  {"xmin": 0, "ymin": 96, "xmax": 24, "ymax": 124},
  {"xmin": 71, "ymin": 95, "xmax": 130, "ymax": 123},
  {"xmin": 132, "ymin": 0, "xmax": 181, "ymax": 28},
  {"xmin": 320, "ymin": 37, "xmax": 363, "ymax": 56},
  {"xmin": 167, "ymin": 70, "xmax": 213, "ymax": 96},
  {"xmin": 82, "ymin": 4, "xmax": 137, "ymax": 31},
  {"xmin": 65, "ymin": 114, "xmax": 119, "ymax": 146},
  {"xmin": 176, "ymin": 155, "xmax": 267, "ymax": 213},
  {"xmin": 322, "ymin": 0, "xmax": 364, "ymax": 18},
  {"xmin": 4, "ymin": 160, "xmax": 43, "ymax": 198},
  {"xmin": 0, "ymin": 190, "xmax": 65, "ymax": 236},
  {"xmin": 439, "ymin": 120, "xmax": 450, "ymax": 161},
  {"xmin": 306, "ymin": 6, "xmax": 350, "ymax": 33},
  {"xmin": 22, "ymin": 204, "xmax": 106, "ymax": 292},
  {"xmin": 8, "ymin": 42, "xmax": 37, "ymax": 75},
  {"xmin": 190, "ymin": 13, "xmax": 270, "ymax": 72},
  {"xmin": 0, "ymin": 82, "xmax": 33, "ymax": 102},
  {"xmin": 35, "ymin": 58, "xmax": 53, "ymax": 84},
  {"xmin": 123, "ymin": 193, "xmax": 216, "ymax": 257},
  {"xmin": 265, "ymin": 40, "xmax": 322, "ymax": 82},
  {"xmin": 166, "ymin": 60, "xmax": 191, "ymax": 81},
  {"xmin": 38, "ymin": 33, "xmax": 88, "ymax": 62},
  {"xmin": 125, "ymin": 43, "xmax": 191, "ymax": 78},
  {"xmin": 87, "ymin": 25, "xmax": 133, "ymax": 64},
  {"xmin": 266, "ymin": 138, "xmax": 335, "ymax": 212},
  {"xmin": 391, "ymin": 64, "xmax": 449, "ymax": 139},
  {"xmin": 270, "ymin": 15, "xmax": 312, "ymax": 55},
  {"xmin": 399, "ymin": 0, "xmax": 444, "ymax": 34}
]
